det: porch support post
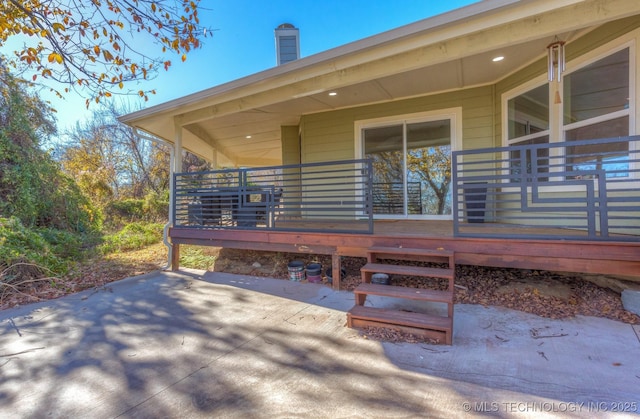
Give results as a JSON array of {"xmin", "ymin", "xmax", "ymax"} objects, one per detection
[
  {"xmin": 173, "ymin": 117, "xmax": 183, "ymax": 173},
  {"xmin": 211, "ymin": 148, "xmax": 218, "ymax": 169},
  {"xmin": 170, "ymin": 118, "xmax": 183, "ymax": 271},
  {"xmin": 171, "ymin": 243, "xmax": 180, "ymax": 272},
  {"xmin": 332, "ymin": 252, "xmax": 341, "ymax": 290}
]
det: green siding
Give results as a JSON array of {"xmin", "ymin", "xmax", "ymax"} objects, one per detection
[
  {"xmin": 281, "ymin": 125, "xmax": 300, "ymax": 165},
  {"xmin": 300, "ymin": 86, "xmax": 494, "ymax": 163}
]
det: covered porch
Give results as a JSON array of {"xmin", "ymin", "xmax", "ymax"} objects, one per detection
[
  {"xmin": 117, "ymin": 1, "xmax": 640, "ymax": 288},
  {"xmin": 168, "ymin": 135, "xmax": 640, "ymax": 288}
]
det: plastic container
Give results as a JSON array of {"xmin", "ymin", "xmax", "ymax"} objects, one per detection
[
  {"xmin": 287, "ymin": 260, "xmax": 305, "ymax": 281},
  {"xmin": 306, "ymin": 263, "xmax": 322, "ymax": 283},
  {"xmin": 371, "ymin": 273, "xmax": 390, "ymax": 285}
]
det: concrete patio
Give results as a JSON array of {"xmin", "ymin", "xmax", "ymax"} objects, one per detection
[{"xmin": 1, "ymin": 269, "xmax": 639, "ymax": 418}]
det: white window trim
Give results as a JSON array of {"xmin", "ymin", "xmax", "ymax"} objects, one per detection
[
  {"xmin": 501, "ymin": 33, "xmax": 638, "ymax": 191},
  {"xmin": 354, "ymin": 107, "xmax": 462, "ymax": 220},
  {"xmin": 501, "ymin": 75, "xmax": 550, "ymax": 147}
]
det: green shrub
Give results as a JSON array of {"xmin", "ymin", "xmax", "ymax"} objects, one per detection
[
  {"xmin": 0, "ymin": 217, "xmax": 69, "ymax": 274},
  {"xmin": 104, "ymin": 192, "xmax": 169, "ymax": 229},
  {"xmin": 37, "ymin": 227, "xmax": 88, "ymax": 260},
  {"xmin": 0, "ymin": 71, "xmax": 101, "ymax": 234},
  {"xmin": 143, "ymin": 190, "xmax": 169, "ymax": 222},
  {"xmin": 106, "ymin": 199, "xmax": 145, "ymax": 222},
  {"xmin": 100, "ymin": 222, "xmax": 164, "ymax": 254}
]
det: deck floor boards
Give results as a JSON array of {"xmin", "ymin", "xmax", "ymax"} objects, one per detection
[{"xmin": 169, "ymin": 219, "xmax": 640, "ymax": 282}]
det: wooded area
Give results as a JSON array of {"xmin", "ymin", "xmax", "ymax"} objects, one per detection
[{"xmin": 0, "ymin": 1, "xmax": 211, "ymax": 306}]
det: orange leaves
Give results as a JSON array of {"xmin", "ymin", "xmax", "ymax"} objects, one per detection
[
  {"xmin": 51, "ymin": 22, "xmax": 65, "ymax": 33},
  {"xmin": 47, "ymin": 52, "xmax": 63, "ymax": 64},
  {"xmin": 4, "ymin": 0, "xmax": 211, "ymax": 105},
  {"xmin": 102, "ymin": 49, "xmax": 113, "ymax": 62}
]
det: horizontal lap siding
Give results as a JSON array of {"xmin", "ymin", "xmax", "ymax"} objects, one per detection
[
  {"xmin": 295, "ymin": 17, "xmax": 640, "ymax": 165},
  {"xmin": 494, "ymin": 16, "xmax": 640, "ymax": 144},
  {"xmin": 300, "ymin": 86, "xmax": 495, "ymax": 162}
]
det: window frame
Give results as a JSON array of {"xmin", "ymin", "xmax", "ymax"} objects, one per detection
[
  {"xmin": 355, "ymin": 108, "xmax": 462, "ymax": 220},
  {"xmin": 501, "ymin": 36, "xmax": 637, "ymax": 190}
]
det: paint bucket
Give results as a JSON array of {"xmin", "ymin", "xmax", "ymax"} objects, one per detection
[
  {"xmin": 306, "ymin": 263, "xmax": 322, "ymax": 283},
  {"xmin": 287, "ymin": 260, "xmax": 305, "ymax": 281},
  {"xmin": 371, "ymin": 273, "xmax": 390, "ymax": 285}
]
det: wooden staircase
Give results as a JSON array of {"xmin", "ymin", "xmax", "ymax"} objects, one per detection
[{"xmin": 347, "ymin": 246, "xmax": 455, "ymax": 345}]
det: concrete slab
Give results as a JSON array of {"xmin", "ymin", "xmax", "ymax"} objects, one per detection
[{"xmin": 0, "ymin": 269, "xmax": 638, "ymax": 418}]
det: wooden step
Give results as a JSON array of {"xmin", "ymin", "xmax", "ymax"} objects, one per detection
[
  {"xmin": 354, "ymin": 283, "xmax": 453, "ymax": 304},
  {"xmin": 367, "ymin": 246, "xmax": 455, "ymax": 266},
  {"xmin": 361, "ymin": 262, "xmax": 454, "ymax": 280},
  {"xmin": 347, "ymin": 305, "xmax": 453, "ymax": 344},
  {"xmin": 368, "ymin": 246, "xmax": 454, "ymax": 258}
]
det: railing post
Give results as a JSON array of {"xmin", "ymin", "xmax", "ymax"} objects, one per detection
[
  {"xmin": 365, "ymin": 159, "xmax": 374, "ymax": 233},
  {"xmin": 452, "ymin": 152, "xmax": 459, "ymax": 235},
  {"xmin": 452, "ymin": 135, "xmax": 640, "ymax": 241}
]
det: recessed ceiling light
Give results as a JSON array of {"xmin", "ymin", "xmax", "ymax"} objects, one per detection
[
  {"xmin": 245, "ymin": 135, "xmax": 252, "ymax": 139},
  {"xmin": 492, "ymin": 56, "xmax": 504, "ymax": 62},
  {"xmin": 328, "ymin": 92, "xmax": 337, "ymax": 96}
]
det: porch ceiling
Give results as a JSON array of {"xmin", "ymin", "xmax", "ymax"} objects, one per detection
[{"xmin": 119, "ymin": 0, "xmax": 640, "ymax": 168}]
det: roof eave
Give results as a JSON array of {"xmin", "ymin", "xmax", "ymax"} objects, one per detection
[{"xmin": 119, "ymin": 0, "xmax": 584, "ymax": 125}]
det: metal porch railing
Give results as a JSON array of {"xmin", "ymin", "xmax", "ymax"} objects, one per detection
[
  {"xmin": 452, "ymin": 136, "xmax": 640, "ymax": 241},
  {"xmin": 173, "ymin": 159, "xmax": 373, "ymax": 234}
]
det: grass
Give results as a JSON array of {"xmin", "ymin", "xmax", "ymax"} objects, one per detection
[
  {"xmin": 179, "ymin": 246, "xmax": 218, "ymax": 270},
  {"xmin": 100, "ymin": 222, "xmax": 164, "ymax": 254}
]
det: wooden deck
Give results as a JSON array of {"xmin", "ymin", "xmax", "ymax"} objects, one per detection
[{"xmin": 169, "ymin": 220, "xmax": 640, "ymax": 289}]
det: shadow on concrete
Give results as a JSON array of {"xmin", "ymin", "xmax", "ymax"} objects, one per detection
[{"xmin": 1, "ymin": 270, "xmax": 482, "ymax": 417}]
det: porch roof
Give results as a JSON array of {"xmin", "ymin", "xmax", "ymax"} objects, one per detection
[{"xmin": 118, "ymin": 0, "xmax": 639, "ymax": 167}]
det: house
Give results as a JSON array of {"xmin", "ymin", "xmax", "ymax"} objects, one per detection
[{"xmin": 119, "ymin": 0, "xmax": 640, "ymax": 289}]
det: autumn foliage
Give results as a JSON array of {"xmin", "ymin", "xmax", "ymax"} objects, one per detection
[{"xmin": 0, "ymin": 0, "xmax": 211, "ymax": 105}]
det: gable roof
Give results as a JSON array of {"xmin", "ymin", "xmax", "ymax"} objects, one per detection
[{"xmin": 119, "ymin": 0, "xmax": 640, "ymax": 167}]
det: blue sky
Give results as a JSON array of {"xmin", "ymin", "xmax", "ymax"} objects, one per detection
[{"xmin": 32, "ymin": 0, "xmax": 479, "ymax": 132}]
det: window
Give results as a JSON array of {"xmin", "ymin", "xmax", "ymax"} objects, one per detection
[
  {"xmin": 507, "ymin": 84, "xmax": 550, "ymax": 180},
  {"xmin": 563, "ymin": 49, "xmax": 629, "ymax": 124},
  {"xmin": 503, "ymin": 46, "xmax": 633, "ymax": 182},
  {"xmin": 563, "ymin": 48, "xmax": 630, "ymax": 178},
  {"xmin": 507, "ymin": 83, "xmax": 549, "ymax": 142}
]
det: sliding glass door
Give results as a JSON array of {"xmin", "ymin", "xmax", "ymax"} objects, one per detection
[{"xmin": 363, "ymin": 117, "xmax": 453, "ymax": 217}]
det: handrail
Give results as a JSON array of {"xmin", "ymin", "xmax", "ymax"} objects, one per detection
[
  {"xmin": 173, "ymin": 159, "xmax": 374, "ymax": 234},
  {"xmin": 452, "ymin": 135, "xmax": 640, "ymax": 241}
]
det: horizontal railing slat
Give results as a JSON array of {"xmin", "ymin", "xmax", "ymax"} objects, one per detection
[
  {"xmin": 172, "ymin": 159, "xmax": 373, "ymax": 234},
  {"xmin": 452, "ymin": 135, "xmax": 640, "ymax": 241}
]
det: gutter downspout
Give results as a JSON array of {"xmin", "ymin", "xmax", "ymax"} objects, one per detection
[{"xmin": 133, "ymin": 127, "xmax": 174, "ymax": 270}]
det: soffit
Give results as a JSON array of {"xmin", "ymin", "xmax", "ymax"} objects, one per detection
[{"xmin": 120, "ymin": 0, "xmax": 640, "ymax": 167}]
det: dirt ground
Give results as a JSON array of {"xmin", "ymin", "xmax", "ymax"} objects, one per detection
[
  {"xmin": 212, "ymin": 247, "xmax": 640, "ymax": 325},
  {"xmin": 2, "ymin": 243, "xmax": 639, "ymax": 328}
]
